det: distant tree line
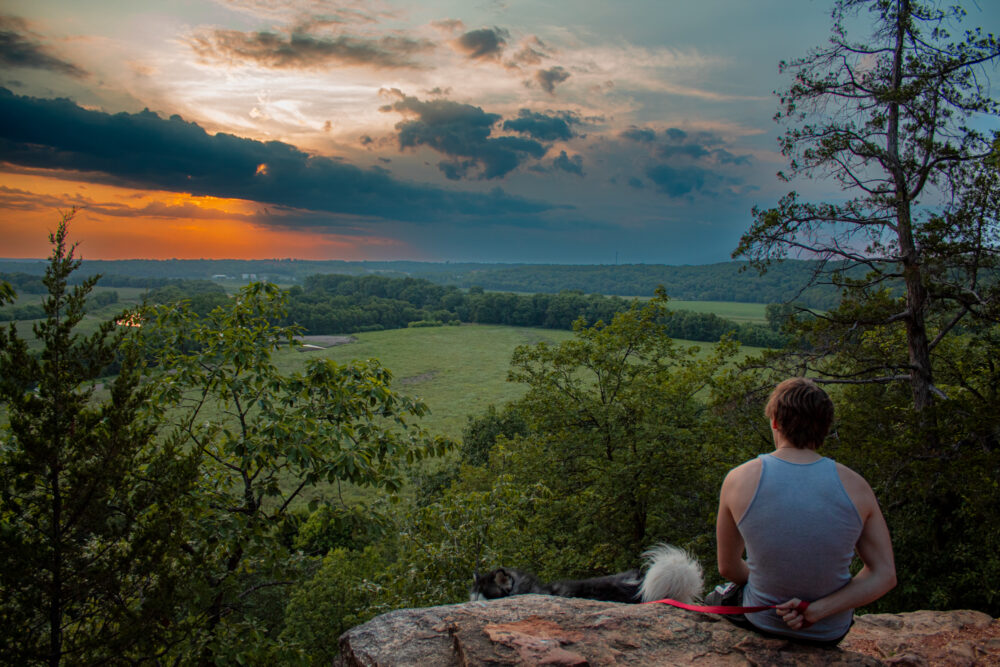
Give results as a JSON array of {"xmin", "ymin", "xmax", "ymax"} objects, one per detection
[
  {"xmin": 1, "ymin": 259, "xmax": 853, "ymax": 308},
  {"xmin": 284, "ymin": 274, "xmax": 789, "ymax": 348},
  {"xmin": 0, "ymin": 270, "xmax": 791, "ymax": 346},
  {"xmin": 422, "ymin": 261, "xmax": 848, "ymax": 309},
  {"xmin": 0, "ymin": 272, "xmax": 48, "ymax": 294},
  {"xmin": 0, "ymin": 273, "xmax": 119, "ymax": 321}
]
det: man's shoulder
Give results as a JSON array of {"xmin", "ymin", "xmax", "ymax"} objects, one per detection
[
  {"xmin": 723, "ymin": 456, "xmax": 763, "ymax": 490},
  {"xmin": 728, "ymin": 456, "xmax": 763, "ymax": 478},
  {"xmin": 833, "ymin": 461, "xmax": 877, "ymax": 519}
]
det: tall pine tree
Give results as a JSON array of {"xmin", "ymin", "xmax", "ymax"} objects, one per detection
[{"xmin": 0, "ymin": 212, "xmax": 197, "ymax": 665}]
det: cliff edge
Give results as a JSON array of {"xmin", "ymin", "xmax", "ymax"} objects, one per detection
[{"xmin": 337, "ymin": 594, "xmax": 999, "ymax": 666}]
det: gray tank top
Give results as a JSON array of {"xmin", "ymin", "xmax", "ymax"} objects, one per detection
[{"xmin": 739, "ymin": 454, "xmax": 863, "ymax": 641}]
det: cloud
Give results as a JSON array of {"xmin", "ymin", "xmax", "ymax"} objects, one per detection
[
  {"xmin": 431, "ymin": 19, "xmax": 464, "ymax": 33},
  {"xmin": 659, "ymin": 143, "xmax": 710, "ymax": 160},
  {"xmin": 603, "ymin": 126, "xmax": 752, "ymax": 198},
  {"xmin": 0, "ymin": 184, "xmax": 268, "ymax": 224},
  {"xmin": 535, "ymin": 66, "xmax": 570, "ymax": 94},
  {"xmin": 502, "ymin": 109, "xmax": 580, "ymax": 141},
  {"xmin": 0, "ymin": 184, "xmax": 70, "ymax": 211},
  {"xmin": 620, "ymin": 126, "xmax": 656, "ymax": 143},
  {"xmin": 213, "ymin": 0, "xmax": 384, "ymax": 25},
  {"xmin": 645, "ymin": 164, "xmax": 711, "ymax": 197},
  {"xmin": 665, "ymin": 128, "xmax": 687, "ymax": 142},
  {"xmin": 552, "ymin": 151, "xmax": 583, "ymax": 176},
  {"xmin": 659, "ymin": 127, "xmax": 752, "ymax": 165},
  {"xmin": 452, "ymin": 27, "xmax": 508, "ymax": 60},
  {"xmin": 506, "ymin": 36, "xmax": 549, "ymax": 68},
  {"xmin": 188, "ymin": 26, "xmax": 434, "ymax": 69},
  {"xmin": 381, "ymin": 92, "xmax": 548, "ymax": 180},
  {"xmin": 0, "ymin": 15, "xmax": 87, "ymax": 78},
  {"xmin": 0, "ymin": 88, "xmax": 555, "ymax": 225},
  {"xmin": 712, "ymin": 148, "xmax": 752, "ymax": 165}
]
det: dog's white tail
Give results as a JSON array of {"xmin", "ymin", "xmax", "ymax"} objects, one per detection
[{"xmin": 638, "ymin": 544, "xmax": 703, "ymax": 603}]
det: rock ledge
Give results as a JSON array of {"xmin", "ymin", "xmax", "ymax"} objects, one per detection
[{"xmin": 338, "ymin": 594, "xmax": 1000, "ymax": 666}]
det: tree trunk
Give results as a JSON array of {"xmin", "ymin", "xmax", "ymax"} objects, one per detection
[
  {"xmin": 889, "ymin": 0, "xmax": 935, "ymax": 413},
  {"xmin": 49, "ymin": 466, "xmax": 62, "ymax": 667}
]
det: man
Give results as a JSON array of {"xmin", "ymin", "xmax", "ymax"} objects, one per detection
[{"xmin": 713, "ymin": 377, "xmax": 896, "ymax": 644}]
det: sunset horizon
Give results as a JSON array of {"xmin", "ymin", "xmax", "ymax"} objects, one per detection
[{"xmin": 3, "ymin": 1, "xmax": 998, "ymax": 263}]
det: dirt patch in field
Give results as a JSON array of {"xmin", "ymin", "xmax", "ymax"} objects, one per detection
[
  {"xmin": 398, "ymin": 371, "xmax": 437, "ymax": 385},
  {"xmin": 296, "ymin": 335, "xmax": 357, "ymax": 348}
]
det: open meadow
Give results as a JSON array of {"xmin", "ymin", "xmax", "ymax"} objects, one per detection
[
  {"xmin": 273, "ymin": 323, "xmax": 763, "ymax": 440},
  {"xmin": 669, "ymin": 300, "xmax": 767, "ymax": 324}
]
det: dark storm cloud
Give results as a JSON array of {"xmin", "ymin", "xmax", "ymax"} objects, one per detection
[
  {"xmin": 665, "ymin": 128, "xmax": 687, "ymax": 142},
  {"xmin": 535, "ymin": 66, "xmax": 570, "ymax": 94},
  {"xmin": 620, "ymin": 126, "xmax": 656, "ymax": 143},
  {"xmin": 552, "ymin": 151, "xmax": 583, "ymax": 176},
  {"xmin": 453, "ymin": 27, "xmax": 508, "ymax": 60},
  {"xmin": 0, "ymin": 88, "xmax": 554, "ymax": 223},
  {"xmin": 502, "ymin": 109, "xmax": 580, "ymax": 142},
  {"xmin": 188, "ymin": 27, "xmax": 434, "ymax": 69},
  {"xmin": 658, "ymin": 127, "xmax": 752, "ymax": 165},
  {"xmin": 0, "ymin": 15, "xmax": 87, "ymax": 78},
  {"xmin": 383, "ymin": 93, "xmax": 547, "ymax": 180},
  {"xmin": 645, "ymin": 164, "xmax": 712, "ymax": 197},
  {"xmin": 712, "ymin": 148, "xmax": 751, "ymax": 165},
  {"xmin": 658, "ymin": 143, "xmax": 710, "ymax": 160}
]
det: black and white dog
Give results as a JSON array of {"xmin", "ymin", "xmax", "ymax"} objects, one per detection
[{"xmin": 469, "ymin": 544, "xmax": 703, "ymax": 604}]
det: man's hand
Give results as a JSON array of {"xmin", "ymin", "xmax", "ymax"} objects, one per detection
[{"xmin": 775, "ymin": 598, "xmax": 813, "ymax": 629}]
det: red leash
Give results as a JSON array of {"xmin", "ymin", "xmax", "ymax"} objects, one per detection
[{"xmin": 646, "ymin": 599, "xmax": 812, "ymax": 627}]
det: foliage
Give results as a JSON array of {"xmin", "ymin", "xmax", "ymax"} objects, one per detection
[
  {"xmin": 459, "ymin": 404, "xmax": 528, "ymax": 466},
  {"xmin": 0, "ymin": 302, "xmax": 47, "ymax": 321},
  {"xmin": 138, "ymin": 281, "xmax": 451, "ymax": 661},
  {"xmin": 495, "ymin": 292, "xmax": 736, "ymax": 572},
  {"xmin": 143, "ymin": 279, "xmax": 229, "ymax": 316},
  {"xmin": 0, "ymin": 214, "xmax": 198, "ymax": 665},
  {"xmin": 293, "ymin": 504, "xmax": 389, "ymax": 556},
  {"xmin": 280, "ymin": 546, "xmax": 386, "ymax": 662},
  {"xmin": 736, "ymin": 0, "xmax": 1000, "ymax": 411}
]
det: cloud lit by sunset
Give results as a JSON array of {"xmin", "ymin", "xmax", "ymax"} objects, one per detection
[{"xmin": 1, "ymin": 1, "xmax": 997, "ymax": 262}]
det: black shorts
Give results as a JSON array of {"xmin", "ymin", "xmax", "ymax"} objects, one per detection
[{"xmin": 703, "ymin": 582, "xmax": 850, "ymax": 649}]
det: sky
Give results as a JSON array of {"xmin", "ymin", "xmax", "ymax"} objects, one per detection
[{"xmin": 1, "ymin": 0, "xmax": 997, "ymax": 264}]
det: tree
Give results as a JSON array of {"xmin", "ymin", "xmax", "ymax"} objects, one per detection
[
  {"xmin": 735, "ymin": 0, "xmax": 1000, "ymax": 412},
  {"xmin": 735, "ymin": 3, "xmax": 1000, "ymax": 613},
  {"xmin": 138, "ymin": 281, "xmax": 450, "ymax": 661},
  {"xmin": 459, "ymin": 404, "xmax": 528, "ymax": 466},
  {"xmin": 500, "ymin": 293, "xmax": 736, "ymax": 572},
  {"xmin": 0, "ymin": 213, "xmax": 197, "ymax": 665}
]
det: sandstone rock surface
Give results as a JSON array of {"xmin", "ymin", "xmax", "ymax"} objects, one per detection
[{"xmin": 337, "ymin": 594, "xmax": 1000, "ymax": 666}]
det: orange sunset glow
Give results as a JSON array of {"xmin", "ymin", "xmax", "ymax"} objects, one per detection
[{"xmin": 1, "ymin": 171, "xmax": 408, "ymax": 260}]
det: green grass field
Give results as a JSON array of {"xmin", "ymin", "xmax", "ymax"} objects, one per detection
[
  {"xmin": 669, "ymin": 300, "xmax": 768, "ymax": 324},
  {"xmin": 271, "ymin": 323, "xmax": 762, "ymax": 440},
  {"xmin": 274, "ymin": 325, "xmax": 575, "ymax": 440}
]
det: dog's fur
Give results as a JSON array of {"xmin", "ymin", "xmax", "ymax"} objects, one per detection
[{"xmin": 470, "ymin": 544, "xmax": 703, "ymax": 604}]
